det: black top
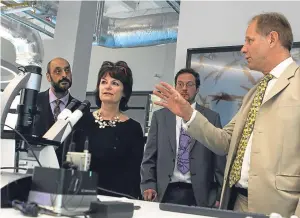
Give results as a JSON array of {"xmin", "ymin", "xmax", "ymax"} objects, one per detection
[{"xmin": 76, "ymin": 112, "xmax": 145, "ymax": 199}]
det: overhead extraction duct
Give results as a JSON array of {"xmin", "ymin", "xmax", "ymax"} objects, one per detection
[
  {"xmin": 30, "ymin": 1, "xmax": 59, "ymax": 16},
  {"xmin": 1, "ymin": 13, "xmax": 54, "ymax": 38},
  {"xmin": 0, "ymin": 15, "xmax": 44, "ymax": 66},
  {"xmin": 94, "ymin": 0, "xmax": 105, "ymax": 45},
  {"xmin": 1, "ymin": 0, "xmax": 59, "ymax": 16},
  {"xmin": 1, "ymin": 1, "xmax": 179, "ymax": 48},
  {"xmin": 95, "ymin": 12, "xmax": 179, "ymax": 48},
  {"xmin": 0, "ymin": 2, "xmax": 32, "ymax": 14},
  {"xmin": 166, "ymin": 1, "xmax": 180, "ymax": 14}
]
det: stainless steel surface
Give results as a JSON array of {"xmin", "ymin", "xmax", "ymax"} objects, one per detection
[
  {"xmin": 1, "ymin": 1, "xmax": 179, "ymax": 48},
  {"xmin": 96, "ymin": 12, "xmax": 178, "ymax": 48}
]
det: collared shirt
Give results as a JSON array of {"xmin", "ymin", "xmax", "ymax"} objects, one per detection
[
  {"xmin": 236, "ymin": 57, "xmax": 293, "ymax": 188},
  {"xmin": 171, "ymin": 102, "xmax": 196, "ymax": 183},
  {"xmin": 184, "ymin": 57, "xmax": 294, "ymax": 188},
  {"xmin": 49, "ymin": 88, "xmax": 70, "ymax": 116}
]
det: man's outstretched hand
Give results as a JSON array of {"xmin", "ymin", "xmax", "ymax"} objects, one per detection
[{"xmin": 153, "ymin": 82, "xmax": 193, "ymax": 122}]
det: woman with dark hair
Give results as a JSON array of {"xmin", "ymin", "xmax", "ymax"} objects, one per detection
[{"xmin": 79, "ymin": 61, "xmax": 144, "ymax": 199}]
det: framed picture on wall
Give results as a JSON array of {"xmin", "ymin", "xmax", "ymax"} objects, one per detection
[{"xmin": 186, "ymin": 42, "xmax": 300, "ymax": 126}]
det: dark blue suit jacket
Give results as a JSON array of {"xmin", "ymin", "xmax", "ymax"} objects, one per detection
[{"xmin": 32, "ymin": 89, "xmax": 78, "ymax": 165}]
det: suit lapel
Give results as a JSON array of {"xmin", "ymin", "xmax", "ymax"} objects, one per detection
[
  {"xmin": 262, "ymin": 62, "xmax": 298, "ymax": 106},
  {"xmin": 44, "ymin": 90, "xmax": 55, "ymax": 126},
  {"xmin": 37, "ymin": 90, "xmax": 54, "ymax": 135},
  {"xmin": 188, "ymin": 138, "xmax": 196, "ymax": 153},
  {"xmin": 38, "ymin": 90, "xmax": 73, "ymax": 136},
  {"xmin": 68, "ymin": 94, "xmax": 74, "ymax": 104},
  {"xmin": 226, "ymin": 63, "xmax": 298, "ymax": 169},
  {"xmin": 189, "ymin": 104, "xmax": 204, "ymax": 151},
  {"xmin": 165, "ymin": 110, "xmax": 177, "ymax": 154},
  {"xmin": 225, "ymin": 63, "xmax": 298, "ymax": 177}
]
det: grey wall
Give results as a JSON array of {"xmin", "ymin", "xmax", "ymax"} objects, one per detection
[
  {"xmin": 40, "ymin": 42, "xmax": 177, "ymax": 92},
  {"xmin": 87, "ymin": 43, "xmax": 177, "ymax": 92},
  {"xmin": 39, "ymin": 1, "xmax": 97, "ymax": 101}
]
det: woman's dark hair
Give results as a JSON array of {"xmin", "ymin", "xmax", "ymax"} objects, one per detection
[{"xmin": 95, "ymin": 61, "xmax": 133, "ymax": 111}]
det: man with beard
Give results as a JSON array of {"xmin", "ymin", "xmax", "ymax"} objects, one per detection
[
  {"xmin": 33, "ymin": 57, "xmax": 80, "ymax": 165},
  {"xmin": 141, "ymin": 68, "xmax": 226, "ymax": 207}
]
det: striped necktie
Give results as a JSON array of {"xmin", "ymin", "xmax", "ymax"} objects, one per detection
[{"xmin": 53, "ymin": 99, "xmax": 62, "ymax": 121}]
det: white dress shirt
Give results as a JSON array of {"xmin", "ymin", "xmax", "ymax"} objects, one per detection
[
  {"xmin": 171, "ymin": 102, "xmax": 196, "ymax": 183},
  {"xmin": 184, "ymin": 57, "xmax": 294, "ymax": 188}
]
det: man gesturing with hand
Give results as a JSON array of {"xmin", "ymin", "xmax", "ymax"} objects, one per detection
[{"xmin": 152, "ymin": 12, "xmax": 300, "ymax": 217}]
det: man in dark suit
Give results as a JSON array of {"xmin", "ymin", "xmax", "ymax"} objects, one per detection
[
  {"xmin": 141, "ymin": 68, "xmax": 226, "ymax": 207},
  {"xmin": 33, "ymin": 57, "xmax": 80, "ymax": 165}
]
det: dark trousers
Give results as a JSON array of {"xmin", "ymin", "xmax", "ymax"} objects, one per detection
[
  {"xmin": 161, "ymin": 182, "xmax": 197, "ymax": 206},
  {"xmin": 228, "ymin": 186, "xmax": 248, "ymax": 210}
]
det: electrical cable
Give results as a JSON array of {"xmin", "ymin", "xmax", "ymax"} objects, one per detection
[
  {"xmin": 0, "ymin": 167, "xmax": 28, "ymax": 171},
  {"xmin": 12, "ymin": 200, "xmax": 92, "ymax": 217},
  {"xmin": 97, "ymin": 187, "xmax": 137, "ymax": 200},
  {"xmin": 49, "ymin": 179, "xmax": 59, "ymax": 211},
  {"xmin": 62, "ymin": 169, "xmax": 84, "ymax": 212},
  {"xmin": 1, "ymin": 124, "xmax": 42, "ymax": 167},
  {"xmin": 17, "ymin": 66, "xmax": 27, "ymax": 74},
  {"xmin": 47, "ymin": 168, "xmax": 83, "ymax": 214},
  {"xmin": 2, "ymin": 124, "xmax": 91, "ymax": 217}
]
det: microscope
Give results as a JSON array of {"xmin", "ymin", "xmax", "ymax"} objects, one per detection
[
  {"xmin": 1, "ymin": 64, "xmax": 46, "ymax": 169},
  {"xmin": 1, "ymin": 64, "xmax": 44, "ymax": 207},
  {"xmin": 0, "ymin": 64, "xmax": 98, "ymax": 215}
]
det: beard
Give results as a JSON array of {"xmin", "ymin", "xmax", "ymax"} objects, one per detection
[
  {"xmin": 50, "ymin": 76, "xmax": 72, "ymax": 93},
  {"xmin": 180, "ymin": 92, "xmax": 195, "ymax": 104}
]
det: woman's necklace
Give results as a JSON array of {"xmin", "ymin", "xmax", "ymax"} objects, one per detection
[{"xmin": 94, "ymin": 110, "xmax": 121, "ymax": 128}]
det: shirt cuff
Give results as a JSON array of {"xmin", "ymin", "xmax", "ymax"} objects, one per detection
[{"xmin": 182, "ymin": 109, "xmax": 197, "ymax": 130}]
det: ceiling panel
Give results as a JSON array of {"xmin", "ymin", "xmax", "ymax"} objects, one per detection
[{"xmin": 1, "ymin": 0, "xmax": 178, "ymax": 41}]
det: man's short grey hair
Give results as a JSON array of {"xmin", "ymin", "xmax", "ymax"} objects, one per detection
[{"xmin": 250, "ymin": 12, "xmax": 293, "ymax": 51}]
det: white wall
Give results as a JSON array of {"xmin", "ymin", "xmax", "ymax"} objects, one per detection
[
  {"xmin": 1, "ymin": 37, "xmax": 16, "ymax": 64},
  {"xmin": 40, "ymin": 41, "xmax": 177, "ymax": 92},
  {"xmin": 175, "ymin": 1, "xmax": 300, "ymax": 72},
  {"xmin": 1, "ymin": 38, "xmax": 17, "ymax": 90},
  {"xmin": 87, "ymin": 43, "xmax": 176, "ymax": 91}
]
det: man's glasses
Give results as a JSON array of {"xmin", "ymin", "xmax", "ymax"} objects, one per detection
[{"xmin": 176, "ymin": 81, "xmax": 195, "ymax": 89}]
